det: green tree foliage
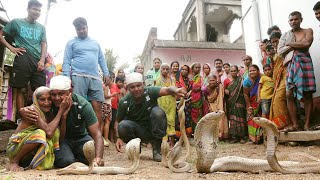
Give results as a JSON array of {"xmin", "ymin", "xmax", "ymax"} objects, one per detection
[
  {"xmin": 104, "ymin": 49, "xmax": 118, "ymax": 73},
  {"xmin": 3, "ymin": 49, "xmax": 15, "ymax": 66}
]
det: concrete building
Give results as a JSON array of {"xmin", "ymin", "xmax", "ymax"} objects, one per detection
[{"xmin": 141, "ymin": 0, "xmax": 245, "ymax": 73}]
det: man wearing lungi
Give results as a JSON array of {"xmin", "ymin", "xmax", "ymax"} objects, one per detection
[{"xmin": 278, "ymin": 11, "xmax": 316, "ymax": 132}]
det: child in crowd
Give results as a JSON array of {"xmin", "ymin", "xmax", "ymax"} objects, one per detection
[
  {"xmin": 109, "ymin": 76, "xmax": 123, "ymax": 142},
  {"xmin": 155, "ymin": 63, "xmax": 176, "ymax": 148},
  {"xmin": 258, "ymin": 64, "xmax": 274, "ymax": 119},
  {"xmin": 134, "ymin": 63, "xmax": 144, "ymax": 74},
  {"xmin": 102, "ymin": 77, "xmax": 114, "ymax": 146},
  {"xmin": 266, "ymin": 43, "xmax": 276, "ymax": 68},
  {"xmin": 260, "ymin": 39, "xmax": 268, "ymax": 66}
]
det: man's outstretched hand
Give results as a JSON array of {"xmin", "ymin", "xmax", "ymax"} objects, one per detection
[
  {"xmin": 115, "ymin": 138, "xmax": 124, "ymax": 153},
  {"xmin": 175, "ymin": 87, "xmax": 187, "ymax": 97},
  {"xmin": 94, "ymin": 157, "xmax": 104, "ymax": 166}
]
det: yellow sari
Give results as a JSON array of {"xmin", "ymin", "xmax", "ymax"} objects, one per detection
[{"xmin": 156, "ymin": 75, "xmax": 176, "ymax": 138}]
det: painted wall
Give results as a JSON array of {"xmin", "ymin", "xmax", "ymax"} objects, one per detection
[
  {"xmin": 242, "ymin": 0, "xmax": 320, "ymax": 97},
  {"xmin": 151, "ymin": 48, "xmax": 245, "ymax": 71}
]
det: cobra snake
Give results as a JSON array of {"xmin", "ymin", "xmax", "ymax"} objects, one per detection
[
  {"xmin": 57, "ymin": 138, "xmax": 141, "ymax": 175},
  {"xmin": 194, "ymin": 111, "xmax": 320, "ymax": 174},
  {"xmin": 161, "ymin": 97, "xmax": 192, "ymax": 173}
]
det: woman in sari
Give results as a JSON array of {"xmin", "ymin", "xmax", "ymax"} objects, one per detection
[
  {"xmin": 146, "ymin": 57, "xmax": 162, "ymax": 86},
  {"xmin": 243, "ymin": 64, "xmax": 262, "ymax": 144},
  {"xmin": 44, "ymin": 53, "xmax": 57, "ymax": 87},
  {"xmin": 175, "ymin": 65, "xmax": 193, "ymax": 138},
  {"xmin": 269, "ymin": 32, "xmax": 289, "ymax": 130},
  {"xmin": 223, "ymin": 62, "xmax": 231, "ymax": 80},
  {"xmin": 116, "ymin": 68, "xmax": 126, "ymax": 79},
  {"xmin": 202, "ymin": 63, "xmax": 211, "ymax": 88},
  {"xmin": 203, "ymin": 74, "xmax": 224, "ymax": 114},
  {"xmin": 170, "ymin": 61, "xmax": 180, "ymax": 80},
  {"xmin": 190, "ymin": 62, "xmax": 203, "ymax": 129},
  {"xmin": 6, "ymin": 87, "xmax": 69, "ymax": 171},
  {"xmin": 239, "ymin": 55, "xmax": 253, "ymax": 79},
  {"xmin": 202, "ymin": 74, "xmax": 226, "ymax": 139},
  {"xmin": 225, "ymin": 65, "xmax": 247, "ymax": 143},
  {"xmin": 156, "ymin": 63, "xmax": 176, "ymax": 148}
]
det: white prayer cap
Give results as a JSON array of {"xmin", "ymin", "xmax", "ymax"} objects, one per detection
[
  {"xmin": 126, "ymin": 72, "xmax": 143, "ymax": 85},
  {"xmin": 49, "ymin": 75, "xmax": 71, "ymax": 90}
]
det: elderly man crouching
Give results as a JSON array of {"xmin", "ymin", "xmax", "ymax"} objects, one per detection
[{"xmin": 114, "ymin": 73, "xmax": 187, "ymax": 162}]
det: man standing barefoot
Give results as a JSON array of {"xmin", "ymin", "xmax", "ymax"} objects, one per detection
[{"xmin": 278, "ymin": 11, "xmax": 316, "ymax": 131}]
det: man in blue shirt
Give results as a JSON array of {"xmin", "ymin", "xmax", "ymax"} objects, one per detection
[{"xmin": 62, "ymin": 17, "xmax": 110, "ymax": 132}]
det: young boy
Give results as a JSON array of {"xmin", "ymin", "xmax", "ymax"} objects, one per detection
[
  {"xmin": 266, "ymin": 43, "xmax": 276, "ymax": 68},
  {"xmin": 258, "ymin": 64, "xmax": 274, "ymax": 119},
  {"xmin": 109, "ymin": 76, "xmax": 124, "ymax": 142}
]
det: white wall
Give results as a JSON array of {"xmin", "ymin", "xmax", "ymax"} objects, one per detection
[{"xmin": 242, "ymin": 0, "xmax": 320, "ymax": 97}]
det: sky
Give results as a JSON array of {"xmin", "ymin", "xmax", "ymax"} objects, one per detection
[{"xmin": 0, "ymin": 0, "xmax": 190, "ymax": 68}]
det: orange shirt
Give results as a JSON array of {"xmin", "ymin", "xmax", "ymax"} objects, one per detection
[{"xmin": 110, "ymin": 83, "xmax": 120, "ymax": 109}]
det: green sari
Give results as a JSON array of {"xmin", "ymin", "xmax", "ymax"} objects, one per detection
[{"xmin": 225, "ymin": 76, "xmax": 247, "ymax": 139}]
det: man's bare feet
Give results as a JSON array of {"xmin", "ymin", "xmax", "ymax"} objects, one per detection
[{"xmin": 7, "ymin": 162, "xmax": 24, "ymax": 171}]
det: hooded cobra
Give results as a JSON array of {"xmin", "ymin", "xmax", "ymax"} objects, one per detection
[
  {"xmin": 57, "ymin": 138, "xmax": 141, "ymax": 175},
  {"xmin": 194, "ymin": 111, "xmax": 320, "ymax": 174}
]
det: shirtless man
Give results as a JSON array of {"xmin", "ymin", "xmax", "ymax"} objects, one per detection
[{"xmin": 278, "ymin": 11, "xmax": 316, "ymax": 131}]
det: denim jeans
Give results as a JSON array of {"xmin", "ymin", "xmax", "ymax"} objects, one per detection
[
  {"xmin": 118, "ymin": 106, "xmax": 167, "ymax": 143},
  {"xmin": 54, "ymin": 135, "xmax": 92, "ymax": 168}
]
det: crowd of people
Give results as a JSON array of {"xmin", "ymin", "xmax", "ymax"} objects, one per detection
[{"xmin": 2, "ymin": 0, "xmax": 320, "ymax": 173}]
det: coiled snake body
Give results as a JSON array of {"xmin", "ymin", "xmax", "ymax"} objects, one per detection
[
  {"xmin": 194, "ymin": 111, "xmax": 320, "ymax": 174},
  {"xmin": 57, "ymin": 138, "xmax": 141, "ymax": 175},
  {"xmin": 162, "ymin": 98, "xmax": 192, "ymax": 173}
]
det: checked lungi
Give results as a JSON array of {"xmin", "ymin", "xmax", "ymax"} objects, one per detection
[{"xmin": 286, "ymin": 51, "xmax": 316, "ymax": 100}]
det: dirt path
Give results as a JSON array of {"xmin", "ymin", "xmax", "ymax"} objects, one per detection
[{"xmin": 1, "ymin": 141, "xmax": 320, "ymax": 180}]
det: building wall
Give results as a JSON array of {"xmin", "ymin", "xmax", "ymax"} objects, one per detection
[
  {"xmin": 151, "ymin": 48, "xmax": 245, "ymax": 72},
  {"xmin": 242, "ymin": 0, "xmax": 320, "ymax": 97}
]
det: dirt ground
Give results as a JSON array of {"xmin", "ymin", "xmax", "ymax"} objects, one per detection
[{"xmin": 1, "ymin": 141, "xmax": 320, "ymax": 180}]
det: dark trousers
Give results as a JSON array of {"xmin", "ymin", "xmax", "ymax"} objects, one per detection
[
  {"xmin": 54, "ymin": 135, "xmax": 92, "ymax": 168},
  {"xmin": 118, "ymin": 106, "xmax": 167, "ymax": 144}
]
